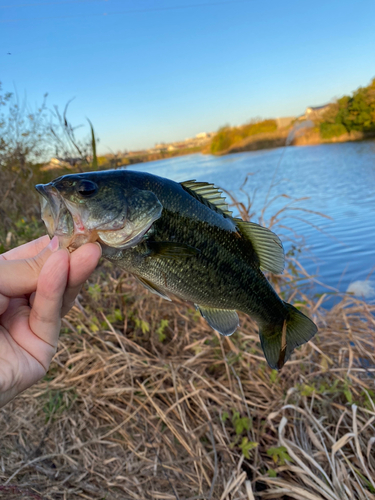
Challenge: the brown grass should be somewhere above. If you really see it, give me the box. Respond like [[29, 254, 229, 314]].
[[1, 167, 375, 499], [214, 130, 289, 156], [1, 263, 375, 499]]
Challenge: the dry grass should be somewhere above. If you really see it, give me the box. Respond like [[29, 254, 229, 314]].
[[1, 166, 375, 499], [1, 260, 374, 499]]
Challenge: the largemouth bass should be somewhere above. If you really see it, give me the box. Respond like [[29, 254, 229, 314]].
[[35, 170, 317, 369]]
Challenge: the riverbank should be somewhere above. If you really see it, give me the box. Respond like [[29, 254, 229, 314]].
[[212, 128, 289, 155], [95, 124, 375, 165], [291, 128, 375, 146], [211, 78, 375, 155], [97, 145, 204, 167], [210, 127, 375, 155], [1, 161, 375, 499], [1, 250, 374, 499]]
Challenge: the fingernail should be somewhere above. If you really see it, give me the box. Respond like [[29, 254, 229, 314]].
[[47, 236, 59, 252], [94, 241, 103, 257]]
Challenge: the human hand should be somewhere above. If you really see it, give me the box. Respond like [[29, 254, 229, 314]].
[[0, 235, 101, 408]]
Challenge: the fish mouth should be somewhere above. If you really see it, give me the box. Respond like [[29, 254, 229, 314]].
[[35, 184, 72, 238], [35, 181, 162, 252], [35, 182, 127, 250], [36, 183, 92, 250]]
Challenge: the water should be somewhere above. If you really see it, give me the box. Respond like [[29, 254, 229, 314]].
[[127, 141, 375, 306]]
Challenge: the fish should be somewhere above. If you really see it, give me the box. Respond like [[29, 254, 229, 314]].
[[35, 169, 317, 369]]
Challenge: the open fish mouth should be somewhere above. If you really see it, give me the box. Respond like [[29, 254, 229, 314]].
[[35, 183, 99, 250], [36, 184, 73, 239], [35, 180, 162, 252]]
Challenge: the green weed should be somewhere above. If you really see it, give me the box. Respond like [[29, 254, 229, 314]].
[[42, 389, 77, 423], [267, 446, 293, 465], [156, 319, 169, 342], [135, 318, 150, 334]]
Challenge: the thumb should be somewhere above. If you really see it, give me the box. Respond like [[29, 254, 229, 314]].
[[0, 236, 60, 297]]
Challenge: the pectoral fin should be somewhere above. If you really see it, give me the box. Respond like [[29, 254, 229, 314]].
[[196, 305, 239, 336], [146, 241, 200, 260], [135, 275, 171, 301]]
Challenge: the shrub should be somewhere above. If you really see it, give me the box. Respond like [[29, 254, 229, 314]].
[[0, 83, 99, 243], [320, 122, 347, 139], [210, 126, 232, 154], [319, 77, 375, 136], [210, 119, 277, 154]]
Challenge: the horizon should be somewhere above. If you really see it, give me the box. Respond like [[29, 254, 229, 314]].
[[1, 0, 375, 154]]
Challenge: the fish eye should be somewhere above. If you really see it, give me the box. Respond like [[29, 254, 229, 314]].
[[77, 180, 98, 197]]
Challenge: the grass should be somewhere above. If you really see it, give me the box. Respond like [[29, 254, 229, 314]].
[[0, 165, 375, 500], [210, 120, 278, 154]]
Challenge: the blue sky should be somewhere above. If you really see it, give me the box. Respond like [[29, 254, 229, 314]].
[[1, 0, 375, 153]]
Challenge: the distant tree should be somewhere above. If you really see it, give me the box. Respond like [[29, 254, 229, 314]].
[[319, 78, 375, 137]]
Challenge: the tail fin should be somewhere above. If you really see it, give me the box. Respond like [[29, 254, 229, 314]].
[[260, 302, 317, 370]]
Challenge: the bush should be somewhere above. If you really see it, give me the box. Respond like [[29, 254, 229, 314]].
[[210, 126, 232, 154], [320, 122, 347, 139], [319, 77, 375, 136], [210, 119, 277, 154], [0, 83, 99, 245]]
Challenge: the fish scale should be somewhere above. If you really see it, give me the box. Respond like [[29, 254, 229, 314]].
[[36, 169, 317, 369]]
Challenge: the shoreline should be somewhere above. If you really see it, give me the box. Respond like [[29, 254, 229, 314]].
[[213, 128, 375, 156], [121, 130, 375, 164], [42, 130, 375, 174]]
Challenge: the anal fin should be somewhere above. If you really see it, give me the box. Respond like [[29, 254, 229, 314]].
[[196, 305, 239, 336]]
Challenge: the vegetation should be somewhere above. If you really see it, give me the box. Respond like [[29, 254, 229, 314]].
[[210, 119, 278, 154], [319, 78, 375, 139], [1, 84, 375, 499], [97, 144, 203, 169], [320, 122, 348, 139], [209, 78, 375, 152], [0, 84, 104, 243], [1, 171, 375, 498]]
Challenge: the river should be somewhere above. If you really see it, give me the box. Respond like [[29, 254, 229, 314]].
[[127, 140, 375, 307]]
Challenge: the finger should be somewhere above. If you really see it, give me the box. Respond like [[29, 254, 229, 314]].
[[27, 249, 70, 369], [0, 297, 49, 399], [61, 242, 102, 316], [0, 236, 59, 297], [0, 293, 10, 315], [29, 291, 36, 308], [0, 235, 50, 261]]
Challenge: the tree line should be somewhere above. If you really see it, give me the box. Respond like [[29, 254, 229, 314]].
[[319, 78, 375, 139]]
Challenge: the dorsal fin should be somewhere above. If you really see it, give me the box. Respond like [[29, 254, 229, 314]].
[[235, 220, 285, 274], [181, 180, 284, 273], [181, 180, 232, 217]]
